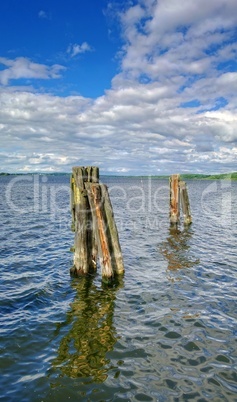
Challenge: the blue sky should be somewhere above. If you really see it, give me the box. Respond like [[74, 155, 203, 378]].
[[0, 0, 118, 97], [0, 0, 237, 174]]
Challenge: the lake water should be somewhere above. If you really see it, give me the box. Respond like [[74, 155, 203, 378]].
[[0, 175, 237, 401]]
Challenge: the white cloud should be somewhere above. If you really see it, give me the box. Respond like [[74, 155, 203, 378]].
[[117, 0, 237, 82], [0, 57, 65, 85], [67, 42, 92, 57], [0, 0, 237, 174], [0, 82, 236, 174]]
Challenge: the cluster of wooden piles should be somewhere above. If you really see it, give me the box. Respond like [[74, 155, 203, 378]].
[[70, 166, 124, 282], [70, 168, 192, 282]]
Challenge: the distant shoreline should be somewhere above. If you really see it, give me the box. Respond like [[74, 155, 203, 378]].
[[1, 172, 237, 180]]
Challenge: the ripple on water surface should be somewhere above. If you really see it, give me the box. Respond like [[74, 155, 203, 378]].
[[0, 176, 237, 401]]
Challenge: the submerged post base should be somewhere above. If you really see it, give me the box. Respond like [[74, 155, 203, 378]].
[[70, 266, 89, 277], [102, 271, 124, 285]]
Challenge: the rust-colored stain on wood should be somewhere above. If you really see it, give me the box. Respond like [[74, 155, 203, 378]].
[[170, 174, 180, 225], [91, 185, 113, 279]]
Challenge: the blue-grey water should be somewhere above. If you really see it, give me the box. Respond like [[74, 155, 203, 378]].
[[0, 175, 237, 402]]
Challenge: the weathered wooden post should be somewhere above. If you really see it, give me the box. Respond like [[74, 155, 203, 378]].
[[180, 181, 192, 225], [70, 175, 75, 232], [100, 184, 124, 276], [86, 183, 114, 280], [70, 166, 124, 282], [169, 174, 180, 226], [70, 166, 99, 276], [169, 174, 192, 227]]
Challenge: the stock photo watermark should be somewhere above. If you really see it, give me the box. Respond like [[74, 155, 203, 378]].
[[3, 174, 235, 231], [4, 175, 168, 214]]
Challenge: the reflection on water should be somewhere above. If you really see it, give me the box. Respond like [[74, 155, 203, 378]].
[[1, 176, 237, 401], [160, 227, 200, 271], [53, 277, 123, 383]]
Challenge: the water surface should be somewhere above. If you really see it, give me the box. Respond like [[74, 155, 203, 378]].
[[0, 175, 236, 401]]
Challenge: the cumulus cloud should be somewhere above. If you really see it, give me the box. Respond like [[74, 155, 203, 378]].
[[0, 0, 237, 174], [0, 83, 236, 174], [67, 42, 92, 57], [118, 0, 237, 82], [0, 57, 65, 85]]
